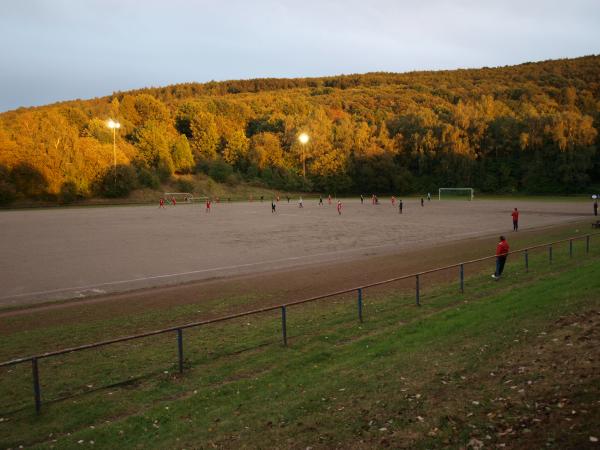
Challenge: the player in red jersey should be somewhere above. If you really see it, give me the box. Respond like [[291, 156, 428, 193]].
[[337, 200, 342, 215], [206, 199, 211, 213], [511, 208, 519, 231], [159, 198, 165, 208]]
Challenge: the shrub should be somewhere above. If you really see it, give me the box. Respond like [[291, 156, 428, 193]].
[[176, 178, 195, 193], [137, 167, 160, 189], [208, 158, 233, 183], [99, 165, 138, 198], [59, 181, 80, 204], [0, 180, 16, 205]]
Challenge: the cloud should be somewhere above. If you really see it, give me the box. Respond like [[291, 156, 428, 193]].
[[1, 0, 598, 110]]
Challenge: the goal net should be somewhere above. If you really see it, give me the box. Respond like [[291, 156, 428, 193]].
[[438, 188, 474, 201], [163, 192, 195, 203]]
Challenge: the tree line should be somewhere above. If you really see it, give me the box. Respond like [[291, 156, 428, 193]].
[[0, 55, 598, 204]]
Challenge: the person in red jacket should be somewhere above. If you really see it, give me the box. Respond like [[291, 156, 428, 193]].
[[492, 236, 509, 280], [511, 208, 519, 231]]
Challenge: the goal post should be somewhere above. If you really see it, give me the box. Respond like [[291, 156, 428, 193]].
[[438, 188, 474, 201], [163, 192, 195, 203]]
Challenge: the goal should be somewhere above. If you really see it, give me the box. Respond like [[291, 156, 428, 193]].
[[163, 192, 195, 203], [438, 188, 474, 201]]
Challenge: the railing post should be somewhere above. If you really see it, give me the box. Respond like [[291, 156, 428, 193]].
[[357, 288, 363, 323], [177, 329, 184, 374], [549, 245, 553, 264], [415, 275, 420, 306], [32, 357, 41, 414], [569, 239, 573, 258], [586, 235, 590, 254], [524, 249, 529, 273], [281, 306, 287, 346], [459, 264, 464, 293]]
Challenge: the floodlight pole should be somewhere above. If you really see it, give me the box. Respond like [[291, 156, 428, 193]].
[[107, 119, 121, 189], [112, 127, 117, 187], [298, 133, 309, 179], [302, 146, 306, 179]]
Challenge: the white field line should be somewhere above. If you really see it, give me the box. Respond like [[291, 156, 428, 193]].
[[0, 236, 451, 301], [2, 218, 579, 302]]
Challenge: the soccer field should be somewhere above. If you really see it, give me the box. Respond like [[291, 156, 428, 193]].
[[0, 198, 591, 307]]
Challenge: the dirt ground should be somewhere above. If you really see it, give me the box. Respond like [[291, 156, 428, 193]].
[[0, 198, 591, 310], [0, 196, 594, 334]]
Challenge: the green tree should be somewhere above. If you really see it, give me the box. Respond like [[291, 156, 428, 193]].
[[190, 112, 219, 159], [222, 129, 250, 168], [133, 121, 174, 176], [171, 135, 194, 173]]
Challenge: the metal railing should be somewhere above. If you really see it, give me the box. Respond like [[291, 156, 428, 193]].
[[1, 232, 597, 414]]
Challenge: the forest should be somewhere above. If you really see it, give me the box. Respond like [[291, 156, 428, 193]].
[[0, 55, 598, 204]]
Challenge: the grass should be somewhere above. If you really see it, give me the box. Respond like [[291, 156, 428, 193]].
[[0, 231, 598, 448]]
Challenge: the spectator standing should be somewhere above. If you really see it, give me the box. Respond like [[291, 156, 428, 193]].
[[492, 236, 510, 280]]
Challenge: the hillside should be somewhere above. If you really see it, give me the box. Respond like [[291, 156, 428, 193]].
[[0, 55, 599, 203]]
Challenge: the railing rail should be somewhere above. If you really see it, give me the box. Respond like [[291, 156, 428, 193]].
[[1, 232, 598, 413]]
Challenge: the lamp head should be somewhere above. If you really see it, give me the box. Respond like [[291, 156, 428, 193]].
[[298, 132, 309, 144], [107, 119, 121, 129]]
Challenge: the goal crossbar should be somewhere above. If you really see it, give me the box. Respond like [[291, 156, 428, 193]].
[[438, 188, 474, 201], [163, 192, 195, 203]]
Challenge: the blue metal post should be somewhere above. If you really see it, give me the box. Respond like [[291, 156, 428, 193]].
[[32, 357, 41, 414], [177, 329, 184, 374], [357, 288, 363, 323], [569, 239, 573, 258], [586, 235, 590, 254], [281, 306, 287, 346], [524, 249, 529, 273], [459, 264, 464, 293], [416, 275, 420, 306]]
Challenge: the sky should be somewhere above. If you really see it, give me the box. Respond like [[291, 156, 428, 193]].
[[1, 0, 599, 112]]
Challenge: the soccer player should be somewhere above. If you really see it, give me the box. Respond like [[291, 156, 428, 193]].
[[512, 208, 519, 231], [594, 200, 598, 216], [299, 197, 303, 208], [421, 197, 424, 207], [271, 199, 276, 214], [337, 200, 342, 215], [427, 192, 431, 201], [492, 236, 509, 280], [360, 194, 364, 204], [205, 199, 211, 213], [399, 199, 403, 214], [159, 197, 165, 208], [391, 196, 396, 207], [171, 197, 177, 206], [319, 195, 323, 206], [328, 195, 332, 205]]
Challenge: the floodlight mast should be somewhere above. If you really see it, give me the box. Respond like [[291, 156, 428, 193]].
[[107, 119, 121, 188], [298, 133, 309, 178]]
